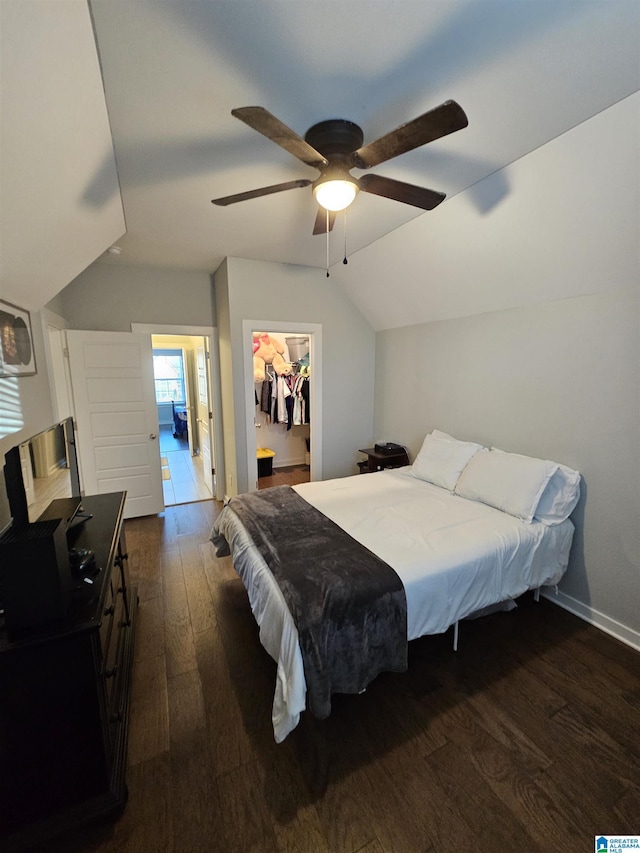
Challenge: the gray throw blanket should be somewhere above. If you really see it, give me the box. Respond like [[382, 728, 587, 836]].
[[213, 485, 407, 719]]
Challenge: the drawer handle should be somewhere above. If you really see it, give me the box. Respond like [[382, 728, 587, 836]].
[[110, 710, 123, 723], [103, 605, 115, 617], [105, 666, 118, 679]]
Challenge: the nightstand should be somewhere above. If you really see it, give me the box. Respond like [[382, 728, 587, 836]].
[[358, 447, 410, 473]]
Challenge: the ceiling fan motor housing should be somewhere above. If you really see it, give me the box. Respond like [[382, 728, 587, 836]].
[[304, 119, 364, 158]]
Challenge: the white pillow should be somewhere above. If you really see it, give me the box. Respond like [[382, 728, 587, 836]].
[[455, 448, 558, 522], [411, 432, 484, 491], [431, 429, 458, 442], [534, 463, 581, 525]]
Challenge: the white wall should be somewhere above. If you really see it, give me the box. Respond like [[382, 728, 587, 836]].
[[0, 0, 125, 311], [215, 257, 375, 496], [376, 290, 639, 642], [333, 93, 639, 329], [367, 96, 640, 645], [56, 263, 216, 331], [213, 259, 236, 496]]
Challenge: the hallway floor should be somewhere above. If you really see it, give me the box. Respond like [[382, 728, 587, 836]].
[[159, 425, 212, 506]]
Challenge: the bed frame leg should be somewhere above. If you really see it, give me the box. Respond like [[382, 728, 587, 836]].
[[534, 588, 540, 603], [453, 620, 459, 652], [298, 713, 330, 796]]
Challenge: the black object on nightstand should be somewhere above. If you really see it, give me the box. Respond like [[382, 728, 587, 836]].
[[358, 446, 410, 473]]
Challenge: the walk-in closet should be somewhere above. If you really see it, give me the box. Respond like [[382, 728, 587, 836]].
[[253, 331, 311, 488]]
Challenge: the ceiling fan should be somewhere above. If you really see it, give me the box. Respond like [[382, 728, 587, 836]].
[[211, 101, 468, 235]]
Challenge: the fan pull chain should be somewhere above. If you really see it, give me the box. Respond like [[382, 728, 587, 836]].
[[326, 209, 330, 277], [343, 209, 348, 265]]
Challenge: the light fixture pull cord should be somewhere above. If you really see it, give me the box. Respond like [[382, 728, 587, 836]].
[[326, 209, 330, 277], [343, 208, 348, 265]]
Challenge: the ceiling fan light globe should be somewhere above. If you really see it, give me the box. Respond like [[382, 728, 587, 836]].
[[313, 179, 358, 212]]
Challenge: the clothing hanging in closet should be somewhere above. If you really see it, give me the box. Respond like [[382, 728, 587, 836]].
[[259, 368, 310, 428]]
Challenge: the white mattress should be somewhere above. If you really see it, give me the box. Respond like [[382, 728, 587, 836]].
[[213, 467, 574, 742]]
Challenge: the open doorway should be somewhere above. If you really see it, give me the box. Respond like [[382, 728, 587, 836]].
[[253, 332, 311, 490], [243, 319, 322, 493], [151, 334, 214, 507], [132, 323, 223, 506]]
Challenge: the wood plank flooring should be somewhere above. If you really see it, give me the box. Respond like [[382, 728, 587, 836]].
[[42, 499, 639, 853], [258, 464, 310, 489]]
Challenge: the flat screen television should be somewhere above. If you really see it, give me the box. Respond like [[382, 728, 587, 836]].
[[3, 416, 83, 530]]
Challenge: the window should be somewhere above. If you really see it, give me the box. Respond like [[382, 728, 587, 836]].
[[153, 349, 186, 404]]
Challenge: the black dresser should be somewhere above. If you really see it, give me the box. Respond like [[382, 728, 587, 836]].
[[0, 492, 137, 851]]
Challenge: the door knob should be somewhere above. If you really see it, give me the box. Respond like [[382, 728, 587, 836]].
[[150, 433, 157, 439]]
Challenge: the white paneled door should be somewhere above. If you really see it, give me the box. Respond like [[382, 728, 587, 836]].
[[196, 338, 214, 496], [66, 330, 164, 518]]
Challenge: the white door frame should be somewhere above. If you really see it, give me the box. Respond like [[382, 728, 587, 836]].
[[242, 319, 322, 492], [39, 308, 73, 422], [179, 345, 195, 458], [39, 308, 85, 489], [131, 323, 223, 501], [196, 343, 213, 497]]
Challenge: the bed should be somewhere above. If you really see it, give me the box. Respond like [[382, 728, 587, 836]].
[[211, 430, 580, 743]]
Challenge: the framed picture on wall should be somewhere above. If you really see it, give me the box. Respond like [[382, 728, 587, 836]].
[[0, 299, 37, 377]]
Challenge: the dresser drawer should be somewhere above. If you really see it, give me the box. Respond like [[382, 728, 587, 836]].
[[103, 587, 126, 710], [99, 578, 116, 660]]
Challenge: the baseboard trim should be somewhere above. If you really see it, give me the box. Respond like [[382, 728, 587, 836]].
[[273, 458, 307, 470], [542, 589, 640, 652]]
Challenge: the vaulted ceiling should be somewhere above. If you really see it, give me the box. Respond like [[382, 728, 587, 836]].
[[1, 1, 638, 311], [88, 0, 639, 272]]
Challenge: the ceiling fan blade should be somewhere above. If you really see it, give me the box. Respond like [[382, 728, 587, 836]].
[[212, 179, 311, 206], [351, 100, 468, 170], [232, 107, 328, 169], [359, 174, 445, 210], [312, 208, 336, 235]]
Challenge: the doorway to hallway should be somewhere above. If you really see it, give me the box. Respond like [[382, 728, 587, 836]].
[[132, 322, 224, 507], [152, 333, 213, 508]]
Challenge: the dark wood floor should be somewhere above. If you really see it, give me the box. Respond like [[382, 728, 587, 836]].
[[46, 499, 639, 853], [258, 464, 310, 489]]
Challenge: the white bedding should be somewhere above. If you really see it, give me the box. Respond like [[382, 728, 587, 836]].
[[213, 467, 574, 742]]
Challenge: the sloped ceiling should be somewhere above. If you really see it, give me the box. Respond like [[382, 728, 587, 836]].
[[1, 1, 638, 313], [332, 92, 639, 330], [88, 0, 638, 274], [0, 0, 125, 312]]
